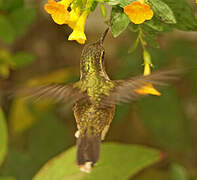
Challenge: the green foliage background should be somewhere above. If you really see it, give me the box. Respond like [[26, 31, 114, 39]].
[[0, 0, 197, 179]]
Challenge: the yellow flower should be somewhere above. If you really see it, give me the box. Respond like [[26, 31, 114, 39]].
[[124, 0, 154, 24], [68, 11, 88, 44], [44, 0, 72, 25], [66, 7, 81, 29], [135, 83, 161, 96], [135, 62, 161, 96]]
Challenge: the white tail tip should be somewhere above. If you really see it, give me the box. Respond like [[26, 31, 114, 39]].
[[79, 162, 93, 173]]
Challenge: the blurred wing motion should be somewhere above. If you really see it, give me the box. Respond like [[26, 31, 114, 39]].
[[15, 83, 85, 104], [101, 69, 183, 106]]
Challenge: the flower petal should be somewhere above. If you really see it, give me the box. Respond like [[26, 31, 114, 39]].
[[68, 30, 86, 44], [44, 0, 70, 25], [51, 12, 69, 25], [68, 11, 88, 44], [124, 1, 153, 24], [66, 7, 81, 29], [135, 83, 161, 96]]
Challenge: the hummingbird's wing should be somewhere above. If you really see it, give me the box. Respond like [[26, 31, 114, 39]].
[[15, 83, 86, 104], [100, 69, 182, 107]]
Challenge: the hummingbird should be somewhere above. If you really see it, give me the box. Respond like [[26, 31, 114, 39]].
[[19, 28, 180, 173]]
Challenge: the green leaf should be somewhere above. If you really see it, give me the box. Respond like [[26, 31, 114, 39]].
[[141, 24, 160, 48], [145, 17, 173, 32], [33, 143, 162, 180], [105, 0, 119, 6], [110, 6, 130, 37], [100, 3, 107, 18], [118, 0, 135, 7], [95, 0, 120, 6], [0, 108, 8, 166], [144, 34, 159, 48], [170, 163, 190, 180], [90, 1, 98, 11], [147, 0, 176, 24], [161, 0, 197, 31], [96, 0, 134, 8], [128, 23, 139, 32], [8, 7, 36, 37], [137, 88, 191, 150], [0, 15, 15, 43], [11, 52, 35, 68]]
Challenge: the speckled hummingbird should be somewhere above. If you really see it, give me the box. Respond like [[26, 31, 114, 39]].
[[20, 28, 180, 172]]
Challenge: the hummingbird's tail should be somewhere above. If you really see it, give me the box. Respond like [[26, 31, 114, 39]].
[[76, 135, 101, 173]]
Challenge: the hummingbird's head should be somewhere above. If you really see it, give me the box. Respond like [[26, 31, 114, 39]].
[[82, 28, 109, 58], [80, 28, 109, 79]]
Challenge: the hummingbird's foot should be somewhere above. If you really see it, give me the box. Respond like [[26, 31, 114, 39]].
[[75, 130, 80, 138], [79, 162, 92, 173]]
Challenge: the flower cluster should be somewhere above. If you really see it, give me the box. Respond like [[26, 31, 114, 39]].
[[124, 0, 153, 24], [44, 0, 154, 44], [44, 0, 93, 44], [124, 1, 157, 95]]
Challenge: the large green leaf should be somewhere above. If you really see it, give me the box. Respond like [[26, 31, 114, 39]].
[[0, 108, 8, 166], [33, 143, 162, 180], [110, 6, 130, 37], [0, 15, 15, 43], [2, 111, 70, 180], [161, 0, 197, 31], [137, 88, 191, 150]]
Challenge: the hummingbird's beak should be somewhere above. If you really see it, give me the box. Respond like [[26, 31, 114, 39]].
[[99, 28, 109, 45]]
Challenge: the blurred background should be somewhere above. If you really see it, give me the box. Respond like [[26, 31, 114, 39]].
[[0, 0, 197, 179]]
